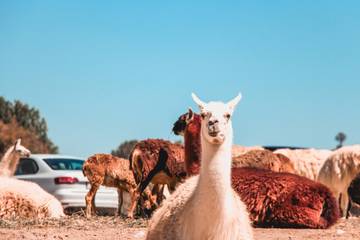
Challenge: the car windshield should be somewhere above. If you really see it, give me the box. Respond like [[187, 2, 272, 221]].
[[44, 158, 84, 170]]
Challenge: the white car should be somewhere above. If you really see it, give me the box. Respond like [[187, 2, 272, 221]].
[[15, 154, 126, 213]]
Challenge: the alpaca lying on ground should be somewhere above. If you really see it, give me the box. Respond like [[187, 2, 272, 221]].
[[231, 145, 265, 158], [172, 108, 340, 228], [232, 149, 295, 173], [83, 154, 141, 218], [0, 139, 63, 219], [232, 167, 339, 228], [147, 93, 253, 240], [0, 176, 64, 219], [317, 145, 360, 217], [275, 148, 332, 180], [0, 139, 31, 177]]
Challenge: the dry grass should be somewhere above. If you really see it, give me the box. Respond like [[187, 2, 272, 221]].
[[0, 211, 147, 230], [0, 212, 360, 240]]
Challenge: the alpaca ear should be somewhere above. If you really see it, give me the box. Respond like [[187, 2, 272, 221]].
[[186, 108, 194, 123], [191, 93, 206, 111], [15, 138, 21, 146], [227, 93, 242, 112]]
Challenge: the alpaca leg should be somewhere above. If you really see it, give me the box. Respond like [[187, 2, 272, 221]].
[[332, 191, 341, 215], [85, 184, 99, 218], [117, 188, 123, 217], [144, 186, 158, 208], [127, 189, 140, 219], [91, 190, 97, 215], [156, 184, 165, 205], [340, 191, 349, 218]]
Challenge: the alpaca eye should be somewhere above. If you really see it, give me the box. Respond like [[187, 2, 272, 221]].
[[201, 112, 211, 119], [224, 113, 231, 120]]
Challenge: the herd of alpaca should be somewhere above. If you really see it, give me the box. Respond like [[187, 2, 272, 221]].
[[2, 92, 360, 239], [172, 108, 339, 228], [0, 139, 64, 219]]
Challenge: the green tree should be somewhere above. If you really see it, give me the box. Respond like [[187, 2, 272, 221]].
[[335, 132, 346, 149], [0, 97, 58, 156], [111, 140, 138, 159], [0, 97, 13, 124]]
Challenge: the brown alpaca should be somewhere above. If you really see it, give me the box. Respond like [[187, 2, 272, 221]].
[[172, 109, 340, 228], [129, 139, 187, 199], [83, 154, 139, 218], [172, 109, 201, 175], [232, 149, 296, 173], [232, 167, 339, 228]]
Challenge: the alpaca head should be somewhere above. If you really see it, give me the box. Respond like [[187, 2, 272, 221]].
[[172, 108, 201, 136], [172, 112, 188, 136], [13, 139, 31, 157], [191, 93, 241, 145]]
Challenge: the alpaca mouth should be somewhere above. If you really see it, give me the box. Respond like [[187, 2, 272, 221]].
[[209, 131, 219, 137], [174, 130, 184, 136]]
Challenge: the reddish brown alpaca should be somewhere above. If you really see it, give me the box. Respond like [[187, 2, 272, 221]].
[[172, 109, 201, 175], [173, 109, 340, 228], [232, 167, 339, 228], [129, 139, 187, 212], [83, 154, 139, 218]]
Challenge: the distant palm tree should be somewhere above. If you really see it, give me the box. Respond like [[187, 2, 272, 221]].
[[335, 132, 346, 149]]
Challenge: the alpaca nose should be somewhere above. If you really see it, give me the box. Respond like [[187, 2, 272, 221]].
[[208, 119, 220, 136], [208, 120, 218, 126]]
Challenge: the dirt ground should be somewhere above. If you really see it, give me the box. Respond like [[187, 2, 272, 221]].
[[0, 215, 359, 240]]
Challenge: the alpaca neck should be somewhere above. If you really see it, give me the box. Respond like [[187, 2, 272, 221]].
[[0, 146, 17, 176], [184, 118, 201, 175], [197, 130, 233, 202]]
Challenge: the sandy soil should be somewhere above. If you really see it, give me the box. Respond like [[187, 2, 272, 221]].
[[0, 215, 360, 240]]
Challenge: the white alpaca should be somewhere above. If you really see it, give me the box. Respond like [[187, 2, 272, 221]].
[[146, 93, 253, 240], [0, 139, 31, 177], [317, 145, 360, 217], [275, 148, 332, 180], [0, 139, 64, 219], [0, 176, 64, 219]]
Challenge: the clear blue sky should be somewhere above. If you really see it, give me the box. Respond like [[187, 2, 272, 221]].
[[1, 1, 359, 157]]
